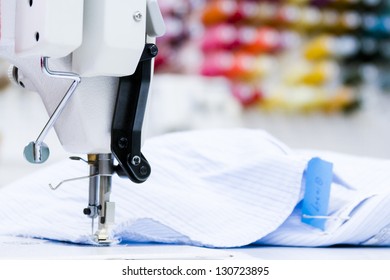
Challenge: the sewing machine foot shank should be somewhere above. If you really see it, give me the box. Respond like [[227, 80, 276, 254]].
[[84, 154, 116, 245]]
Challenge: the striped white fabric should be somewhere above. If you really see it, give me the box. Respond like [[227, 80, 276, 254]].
[[258, 151, 390, 247], [0, 129, 389, 248]]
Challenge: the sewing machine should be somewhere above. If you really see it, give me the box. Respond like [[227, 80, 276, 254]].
[[0, 0, 165, 244]]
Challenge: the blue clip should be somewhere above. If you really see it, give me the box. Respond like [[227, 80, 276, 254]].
[[302, 158, 333, 231]]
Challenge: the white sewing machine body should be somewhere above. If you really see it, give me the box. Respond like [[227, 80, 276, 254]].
[[13, 0, 163, 154], [0, 0, 165, 243]]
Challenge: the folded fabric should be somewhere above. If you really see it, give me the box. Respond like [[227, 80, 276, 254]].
[[0, 129, 389, 248], [258, 150, 390, 247]]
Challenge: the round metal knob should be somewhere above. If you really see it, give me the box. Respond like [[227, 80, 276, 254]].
[[7, 65, 27, 88], [23, 142, 50, 164]]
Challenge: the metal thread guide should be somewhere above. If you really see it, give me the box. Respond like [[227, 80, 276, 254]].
[[23, 57, 81, 164]]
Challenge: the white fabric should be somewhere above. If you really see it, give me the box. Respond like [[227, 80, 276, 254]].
[[0, 129, 308, 247], [1, 129, 390, 247], [258, 151, 390, 246]]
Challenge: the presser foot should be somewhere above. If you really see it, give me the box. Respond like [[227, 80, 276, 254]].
[[93, 201, 116, 245], [93, 228, 116, 245]]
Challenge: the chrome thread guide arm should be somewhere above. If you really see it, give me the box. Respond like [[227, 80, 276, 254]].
[[23, 57, 81, 164]]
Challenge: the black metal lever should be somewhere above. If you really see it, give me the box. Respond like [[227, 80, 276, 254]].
[[111, 44, 158, 183]]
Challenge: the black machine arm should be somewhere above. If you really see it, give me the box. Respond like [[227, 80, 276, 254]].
[[111, 44, 158, 183]]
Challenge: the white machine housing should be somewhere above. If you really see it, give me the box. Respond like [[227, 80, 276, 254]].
[[15, 0, 84, 58], [72, 0, 147, 77], [12, 0, 165, 154]]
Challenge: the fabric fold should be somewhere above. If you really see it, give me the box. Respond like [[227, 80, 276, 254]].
[[1, 130, 390, 248], [0, 129, 308, 247], [258, 151, 390, 247]]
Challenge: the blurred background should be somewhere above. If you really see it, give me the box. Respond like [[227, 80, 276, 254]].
[[1, 0, 390, 187]]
